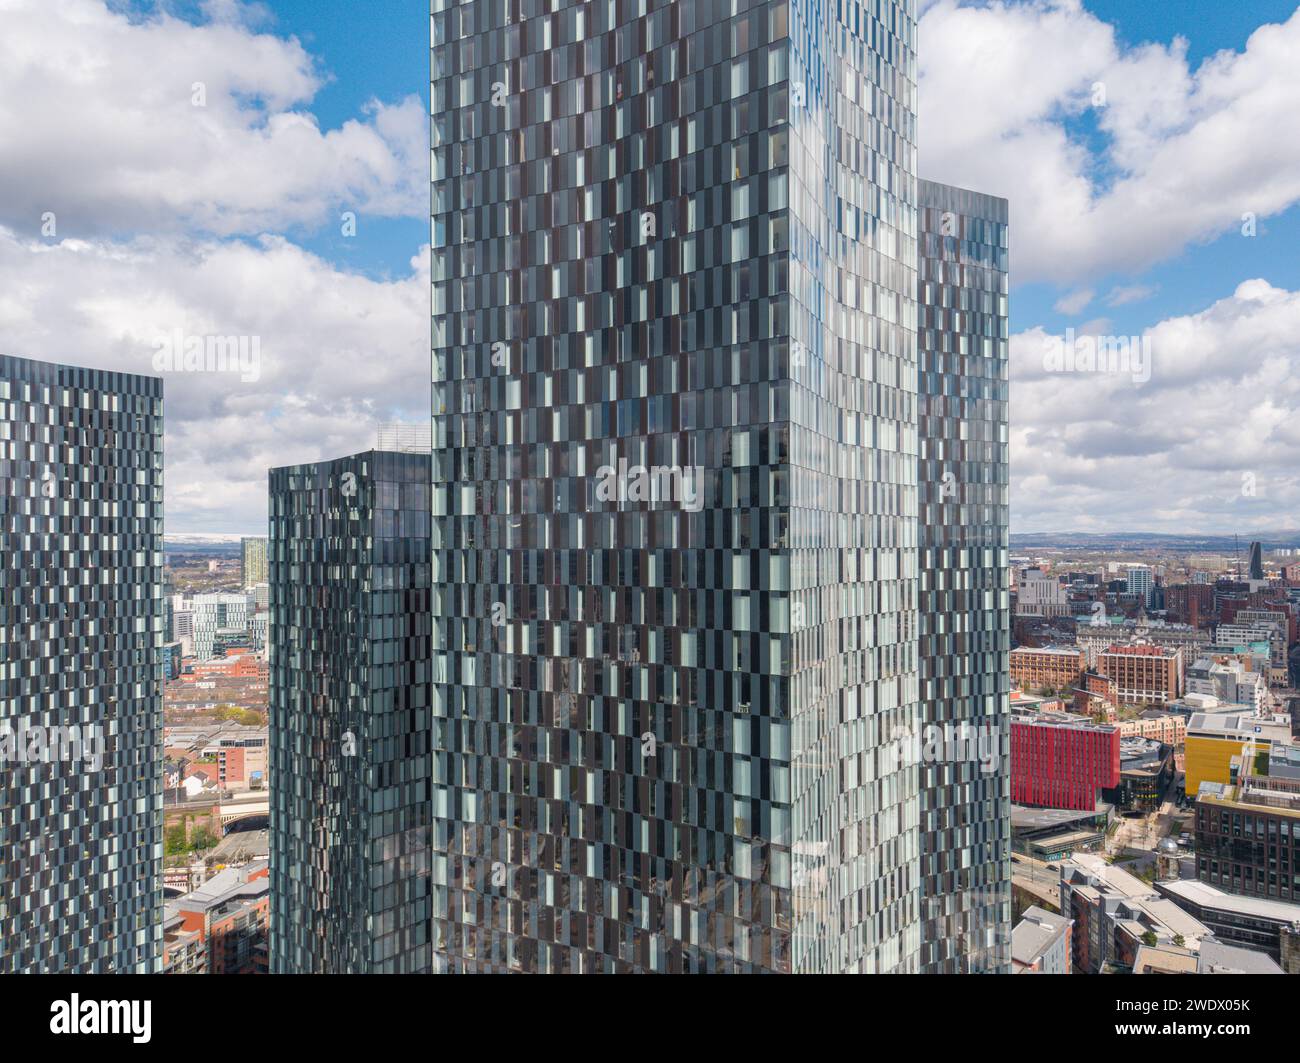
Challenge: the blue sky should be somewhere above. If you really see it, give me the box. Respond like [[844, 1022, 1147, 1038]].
[[3, 0, 1299, 534]]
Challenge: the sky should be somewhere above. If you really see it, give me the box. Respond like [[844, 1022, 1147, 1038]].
[[1, 0, 1299, 535]]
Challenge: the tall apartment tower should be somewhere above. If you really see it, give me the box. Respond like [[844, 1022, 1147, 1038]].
[[241, 535, 268, 589], [916, 181, 1011, 973], [0, 353, 164, 973], [1248, 541, 1263, 581], [268, 449, 433, 973], [430, 0, 928, 972]]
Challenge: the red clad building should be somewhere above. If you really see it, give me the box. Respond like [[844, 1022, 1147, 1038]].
[[1011, 713, 1121, 811]]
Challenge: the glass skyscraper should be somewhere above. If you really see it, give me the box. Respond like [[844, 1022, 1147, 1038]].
[[429, 0, 955, 973], [0, 353, 164, 973], [268, 449, 434, 973], [916, 180, 1011, 973]]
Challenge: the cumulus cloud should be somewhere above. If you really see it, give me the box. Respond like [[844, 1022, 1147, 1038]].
[[919, 0, 1300, 283], [0, 0, 426, 238], [1012, 280, 1300, 532], [0, 225, 429, 531]]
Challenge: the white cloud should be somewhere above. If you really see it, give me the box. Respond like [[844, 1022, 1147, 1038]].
[[1104, 283, 1158, 307], [0, 0, 426, 238], [1052, 288, 1094, 315], [0, 225, 428, 531], [920, 0, 1300, 283], [1012, 280, 1300, 532]]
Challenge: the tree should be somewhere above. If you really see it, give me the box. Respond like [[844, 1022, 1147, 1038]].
[[1141, 931, 1158, 947]]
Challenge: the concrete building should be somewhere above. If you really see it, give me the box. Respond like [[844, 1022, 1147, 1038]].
[[1016, 568, 1069, 618], [1061, 854, 1209, 974], [1187, 655, 1267, 712], [1011, 906, 1072, 974], [1157, 879, 1300, 971]]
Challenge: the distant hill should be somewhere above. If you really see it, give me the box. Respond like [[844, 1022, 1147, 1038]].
[[1010, 531, 1300, 553]]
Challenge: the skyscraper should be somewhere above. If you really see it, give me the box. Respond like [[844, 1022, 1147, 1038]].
[[268, 449, 433, 973], [430, 0, 939, 972], [0, 353, 164, 973], [916, 180, 1011, 972], [1248, 540, 1263, 581], [241, 535, 268, 589]]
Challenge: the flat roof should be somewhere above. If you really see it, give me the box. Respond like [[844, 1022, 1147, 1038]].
[[1197, 938, 1284, 974], [1012, 802, 1111, 830], [1012, 907, 1072, 966], [1157, 879, 1300, 925]]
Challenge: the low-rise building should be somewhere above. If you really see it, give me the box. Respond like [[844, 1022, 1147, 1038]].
[[1193, 747, 1300, 904], [1011, 906, 1072, 974], [1104, 738, 1175, 812], [1010, 646, 1086, 694], [169, 860, 270, 975], [1156, 878, 1300, 972], [1061, 854, 1209, 974], [1117, 711, 1186, 746], [1183, 712, 1292, 796]]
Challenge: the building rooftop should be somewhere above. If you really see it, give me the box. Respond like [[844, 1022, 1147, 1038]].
[[1132, 944, 1199, 975], [1197, 938, 1284, 974], [1013, 711, 1117, 733], [177, 859, 269, 915], [1064, 853, 1150, 900], [1011, 802, 1111, 830], [1011, 906, 1071, 967], [1157, 879, 1300, 925], [1186, 713, 1291, 743]]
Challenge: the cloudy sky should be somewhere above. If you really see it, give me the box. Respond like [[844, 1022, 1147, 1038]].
[[2, 0, 1298, 534]]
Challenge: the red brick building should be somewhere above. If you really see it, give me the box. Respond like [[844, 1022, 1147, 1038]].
[[169, 860, 269, 974]]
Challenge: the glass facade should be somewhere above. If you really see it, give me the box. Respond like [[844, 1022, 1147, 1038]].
[[268, 450, 434, 973], [0, 353, 164, 973], [916, 180, 1011, 972], [430, 0, 944, 973]]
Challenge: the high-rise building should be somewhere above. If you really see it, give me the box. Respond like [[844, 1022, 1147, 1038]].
[[428, 0, 1007, 972], [916, 180, 1011, 973], [1125, 564, 1153, 606], [0, 353, 164, 972], [268, 449, 433, 973], [241, 535, 268, 589], [190, 591, 252, 661], [1248, 541, 1264, 581]]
